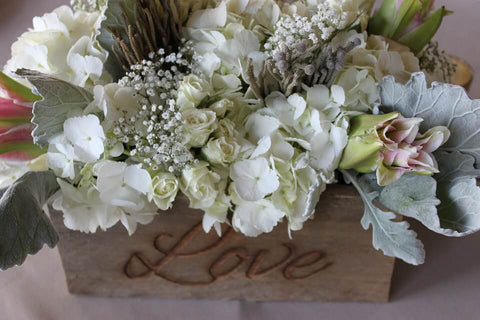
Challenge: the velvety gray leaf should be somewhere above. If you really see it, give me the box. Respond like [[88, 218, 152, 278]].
[[379, 174, 441, 232], [435, 151, 480, 183], [0, 171, 60, 270], [379, 72, 480, 163], [97, 0, 135, 80], [436, 179, 480, 236], [379, 73, 480, 237], [16, 69, 93, 147], [342, 170, 425, 265]]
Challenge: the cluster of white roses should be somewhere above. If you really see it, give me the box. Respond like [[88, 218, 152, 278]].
[[2, 0, 426, 238]]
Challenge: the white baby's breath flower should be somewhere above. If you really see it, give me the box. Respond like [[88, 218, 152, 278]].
[[64, 114, 106, 163], [182, 108, 217, 147], [180, 161, 221, 209], [230, 158, 280, 202], [149, 172, 179, 210]]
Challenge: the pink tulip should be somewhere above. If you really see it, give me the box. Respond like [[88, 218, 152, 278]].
[[0, 97, 43, 161]]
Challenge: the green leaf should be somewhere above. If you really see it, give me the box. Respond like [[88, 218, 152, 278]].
[[0, 72, 40, 103], [379, 72, 480, 236], [378, 174, 442, 232], [342, 170, 425, 265], [16, 69, 93, 147], [0, 171, 60, 270], [368, 0, 397, 36], [97, 0, 135, 80], [389, 0, 422, 39], [398, 6, 451, 54]]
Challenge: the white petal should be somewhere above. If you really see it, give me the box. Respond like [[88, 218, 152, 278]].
[[287, 94, 307, 120], [251, 136, 271, 159], [187, 2, 227, 29], [124, 165, 152, 195]]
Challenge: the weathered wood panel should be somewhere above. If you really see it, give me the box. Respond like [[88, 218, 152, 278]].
[[50, 184, 395, 302]]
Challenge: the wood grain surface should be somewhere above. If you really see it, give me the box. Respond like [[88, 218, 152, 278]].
[[50, 184, 395, 302]]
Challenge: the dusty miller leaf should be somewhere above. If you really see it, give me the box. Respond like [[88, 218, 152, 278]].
[[379, 73, 480, 236], [380, 72, 480, 163], [342, 170, 425, 265], [378, 174, 442, 232], [16, 69, 93, 147], [0, 171, 60, 270], [97, 0, 135, 80]]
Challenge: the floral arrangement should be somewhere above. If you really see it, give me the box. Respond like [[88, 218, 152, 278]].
[[0, 0, 478, 271]]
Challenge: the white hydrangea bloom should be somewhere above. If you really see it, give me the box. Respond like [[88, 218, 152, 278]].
[[232, 197, 285, 237], [94, 161, 158, 235], [47, 134, 76, 180], [53, 179, 118, 233], [64, 115, 105, 163], [230, 158, 280, 201], [4, 6, 109, 88], [0, 160, 29, 189]]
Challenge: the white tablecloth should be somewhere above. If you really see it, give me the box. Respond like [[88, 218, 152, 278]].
[[1, 1, 480, 319]]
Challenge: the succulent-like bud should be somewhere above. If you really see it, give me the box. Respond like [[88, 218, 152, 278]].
[[339, 112, 450, 186]]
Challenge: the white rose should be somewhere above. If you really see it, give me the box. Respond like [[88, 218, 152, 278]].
[[180, 162, 221, 209], [183, 108, 217, 147], [4, 6, 109, 88], [176, 75, 212, 110], [202, 137, 240, 166], [208, 98, 235, 118], [149, 172, 179, 210], [214, 118, 238, 138]]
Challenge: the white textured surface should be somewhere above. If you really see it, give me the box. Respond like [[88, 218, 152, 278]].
[[1, 1, 480, 319]]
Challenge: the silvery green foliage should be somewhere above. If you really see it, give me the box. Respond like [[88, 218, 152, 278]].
[[97, 0, 136, 80], [16, 69, 93, 147], [379, 174, 441, 232], [0, 171, 59, 270], [342, 170, 425, 265], [379, 72, 480, 236]]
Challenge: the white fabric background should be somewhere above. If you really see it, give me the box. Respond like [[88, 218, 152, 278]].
[[1, 1, 480, 319]]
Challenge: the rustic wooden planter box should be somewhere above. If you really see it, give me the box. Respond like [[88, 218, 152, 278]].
[[49, 184, 395, 302]]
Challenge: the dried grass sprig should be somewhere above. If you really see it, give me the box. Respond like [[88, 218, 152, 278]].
[[109, 0, 184, 71]]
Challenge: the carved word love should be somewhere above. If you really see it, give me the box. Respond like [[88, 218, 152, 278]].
[[124, 222, 333, 286]]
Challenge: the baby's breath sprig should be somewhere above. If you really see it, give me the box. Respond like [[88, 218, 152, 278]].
[[109, 0, 184, 72], [111, 41, 201, 175]]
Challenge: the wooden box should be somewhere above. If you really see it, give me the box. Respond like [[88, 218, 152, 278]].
[[49, 184, 395, 302]]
